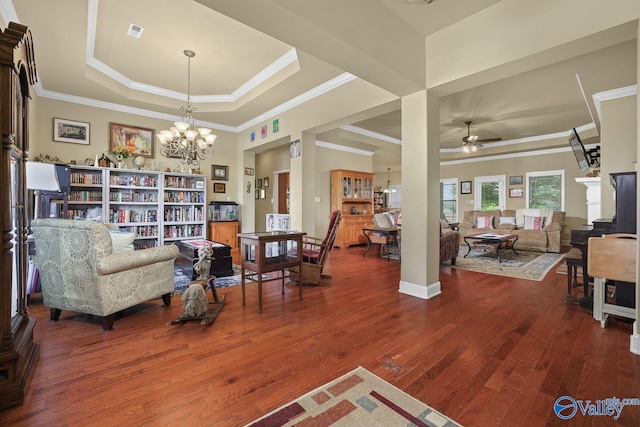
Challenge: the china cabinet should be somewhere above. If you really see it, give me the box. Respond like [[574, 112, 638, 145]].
[[330, 169, 374, 248]]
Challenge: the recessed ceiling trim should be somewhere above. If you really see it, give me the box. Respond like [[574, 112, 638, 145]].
[[315, 140, 374, 156], [592, 84, 637, 122], [341, 125, 402, 145], [85, 0, 298, 104], [441, 142, 600, 166]]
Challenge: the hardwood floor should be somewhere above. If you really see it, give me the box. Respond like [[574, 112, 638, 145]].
[[2, 247, 639, 426]]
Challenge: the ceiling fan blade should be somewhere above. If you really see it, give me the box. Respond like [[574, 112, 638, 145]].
[[477, 137, 502, 143]]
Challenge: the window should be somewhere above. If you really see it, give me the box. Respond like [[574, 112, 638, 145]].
[[474, 175, 506, 211], [440, 179, 458, 221], [388, 185, 402, 209], [526, 170, 564, 210]]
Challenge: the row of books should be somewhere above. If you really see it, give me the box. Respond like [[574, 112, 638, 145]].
[[163, 191, 205, 203], [109, 191, 159, 203], [163, 224, 204, 239], [70, 172, 102, 185], [109, 209, 158, 223], [108, 175, 158, 187], [164, 207, 204, 222], [69, 190, 102, 202], [164, 176, 201, 189]]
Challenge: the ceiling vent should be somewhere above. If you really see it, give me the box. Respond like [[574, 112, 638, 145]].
[[127, 23, 144, 38]]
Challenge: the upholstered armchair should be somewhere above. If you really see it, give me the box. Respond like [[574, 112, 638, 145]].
[[31, 218, 179, 331], [440, 222, 460, 265]]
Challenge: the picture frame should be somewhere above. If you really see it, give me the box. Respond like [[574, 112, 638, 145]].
[[244, 167, 254, 176], [510, 175, 523, 185], [509, 188, 524, 198], [211, 165, 229, 181], [263, 177, 269, 187], [257, 178, 262, 188], [290, 140, 301, 158], [213, 182, 226, 193], [195, 181, 204, 189], [109, 123, 154, 157], [260, 188, 266, 199], [461, 181, 472, 194], [255, 190, 259, 200], [53, 118, 90, 145]]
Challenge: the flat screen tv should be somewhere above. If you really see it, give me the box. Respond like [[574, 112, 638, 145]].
[[569, 128, 590, 172]]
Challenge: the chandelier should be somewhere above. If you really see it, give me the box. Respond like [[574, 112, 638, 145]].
[[157, 49, 216, 172]]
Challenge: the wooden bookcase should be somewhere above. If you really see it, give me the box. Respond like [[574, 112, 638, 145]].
[[330, 169, 374, 248]]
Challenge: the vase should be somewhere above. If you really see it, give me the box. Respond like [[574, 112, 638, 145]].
[[116, 154, 125, 169]]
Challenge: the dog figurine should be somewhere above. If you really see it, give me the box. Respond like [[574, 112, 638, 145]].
[[181, 283, 208, 318]]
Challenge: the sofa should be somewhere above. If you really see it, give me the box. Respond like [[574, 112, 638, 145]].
[[458, 209, 565, 253], [31, 218, 179, 330]]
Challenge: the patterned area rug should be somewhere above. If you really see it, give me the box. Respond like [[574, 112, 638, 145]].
[[450, 246, 564, 281], [245, 366, 461, 427]]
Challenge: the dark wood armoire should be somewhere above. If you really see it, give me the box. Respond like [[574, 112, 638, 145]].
[[0, 22, 38, 410]]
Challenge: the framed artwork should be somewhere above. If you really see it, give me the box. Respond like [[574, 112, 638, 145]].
[[244, 167, 254, 176], [53, 118, 90, 145], [195, 181, 204, 189], [109, 123, 154, 157], [509, 188, 524, 198], [261, 125, 267, 139], [263, 177, 269, 187], [510, 175, 523, 185], [257, 178, 262, 188], [461, 181, 472, 194], [213, 183, 226, 193], [250, 131, 256, 142], [260, 188, 266, 199], [211, 165, 229, 181], [290, 140, 301, 158], [255, 190, 259, 200]]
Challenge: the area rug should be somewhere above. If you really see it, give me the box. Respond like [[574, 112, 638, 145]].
[[245, 366, 461, 427], [449, 246, 564, 281], [173, 265, 270, 295]]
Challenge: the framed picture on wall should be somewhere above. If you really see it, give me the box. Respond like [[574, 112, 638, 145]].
[[213, 183, 226, 193], [510, 175, 523, 185], [461, 181, 472, 194], [509, 188, 524, 198], [53, 118, 90, 145], [109, 123, 154, 157]]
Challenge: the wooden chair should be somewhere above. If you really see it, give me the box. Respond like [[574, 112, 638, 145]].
[[290, 210, 342, 285], [588, 233, 637, 328]]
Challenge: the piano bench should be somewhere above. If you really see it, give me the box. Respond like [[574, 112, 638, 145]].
[[565, 248, 582, 303]]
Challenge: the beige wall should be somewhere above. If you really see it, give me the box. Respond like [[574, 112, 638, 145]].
[[30, 97, 239, 205], [441, 149, 592, 244], [600, 95, 638, 219], [254, 146, 291, 231]]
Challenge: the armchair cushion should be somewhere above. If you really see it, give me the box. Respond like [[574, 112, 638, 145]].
[[108, 230, 136, 253]]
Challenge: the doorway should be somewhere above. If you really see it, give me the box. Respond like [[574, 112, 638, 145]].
[[278, 172, 289, 214]]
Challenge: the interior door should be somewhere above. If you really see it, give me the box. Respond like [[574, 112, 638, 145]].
[[474, 175, 506, 211], [278, 172, 289, 214]]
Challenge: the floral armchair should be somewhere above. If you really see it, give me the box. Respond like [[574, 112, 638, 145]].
[[31, 218, 179, 331]]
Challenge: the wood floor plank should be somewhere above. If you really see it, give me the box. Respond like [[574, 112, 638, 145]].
[[1, 247, 639, 426]]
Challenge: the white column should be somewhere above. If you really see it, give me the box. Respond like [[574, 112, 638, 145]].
[[630, 22, 640, 356], [575, 177, 601, 224]]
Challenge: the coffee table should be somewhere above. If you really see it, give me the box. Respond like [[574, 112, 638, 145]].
[[463, 233, 519, 263]]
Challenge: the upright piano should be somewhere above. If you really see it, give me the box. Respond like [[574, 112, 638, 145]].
[[570, 171, 636, 310]]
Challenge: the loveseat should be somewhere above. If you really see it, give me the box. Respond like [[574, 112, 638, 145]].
[[440, 222, 460, 264], [32, 218, 179, 330], [458, 209, 565, 253]]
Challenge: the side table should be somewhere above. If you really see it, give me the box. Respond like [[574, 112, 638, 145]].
[[238, 231, 306, 313]]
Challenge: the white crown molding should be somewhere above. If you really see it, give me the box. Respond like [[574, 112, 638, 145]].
[[340, 125, 402, 145], [0, 0, 18, 23], [315, 139, 375, 156], [592, 84, 637, 121]]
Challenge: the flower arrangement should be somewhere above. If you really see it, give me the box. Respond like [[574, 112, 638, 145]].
[[111, 144, 136, 158]]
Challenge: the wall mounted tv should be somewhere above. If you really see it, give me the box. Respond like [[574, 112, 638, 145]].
[[569, 128, 590, 172]]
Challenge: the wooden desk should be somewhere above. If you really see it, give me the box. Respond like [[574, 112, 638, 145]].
[[238, 231, 305, 313], [362, 227, 398, 261]]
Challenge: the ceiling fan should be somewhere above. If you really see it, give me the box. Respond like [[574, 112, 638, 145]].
[[462, 121, 501, 152]]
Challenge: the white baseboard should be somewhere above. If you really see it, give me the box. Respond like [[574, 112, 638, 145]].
[[399, 279, 441, 299], [631, 322, 640, 355]]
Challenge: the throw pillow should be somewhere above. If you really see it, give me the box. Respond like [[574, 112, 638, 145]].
[[476, 216, 494, 229], [523, 215, 546, 231], [108, 230, 135, 253], [499, 216, 517, 226]]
